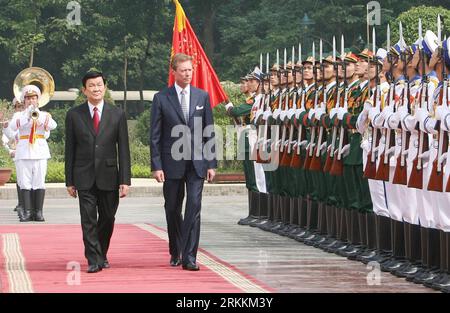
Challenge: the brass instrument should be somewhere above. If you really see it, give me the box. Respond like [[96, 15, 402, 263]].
[[30, 108, 39, 120], [13, 67, 55, 108]]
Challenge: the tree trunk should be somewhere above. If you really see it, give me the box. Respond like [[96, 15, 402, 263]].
[[139, 37, 152, 109], [123, 36, 128, 113], [202, 3, 217, 59], [29, 43, 34, 68]]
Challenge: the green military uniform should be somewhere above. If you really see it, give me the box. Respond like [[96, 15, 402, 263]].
[[341, 77, 372, 213], [228, 94, 259, 192]]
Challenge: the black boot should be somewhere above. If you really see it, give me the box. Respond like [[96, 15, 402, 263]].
[[16, 187, 25, 221], [20, 190, 33, 222], [14, 184, 21, 212], [394, 223, 423, 278], [239, 190, 258, 225], [413, 228, 441, 284], [34, 189, 46, 222], [407, 226, 430, 282], [382, 220, 406, 272], [340, 210, 363, 258], [359, 212, 368, 247]]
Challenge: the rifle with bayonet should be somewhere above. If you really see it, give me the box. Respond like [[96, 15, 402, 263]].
[[363, 27, 382, 179], [330, 35, 347, 176], [309, 39, 325, 172], [428, 15, 448, 192], [291, 44, 306, 169], [281, 47, 298, 167], [392, 47, 412, 185], [324, 36, 340, 173], [407, 31, 430, 189], [257, 53, 272, 164], [375, 24, 398, 182], [303, 42, 318, 170]]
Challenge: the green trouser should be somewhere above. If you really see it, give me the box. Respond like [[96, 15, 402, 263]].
[[243, 158, 258, 192], [310, 167, 327, 202], [343, 164, 373, 213], [242, 136, 258, 192], [333, 174, 349, 209]]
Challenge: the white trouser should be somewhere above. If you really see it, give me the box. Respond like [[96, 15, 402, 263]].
[[417, 141, 438, 229], [362, 140, 390, 218], [402, 134, 419, 225], [247, 128, 267, 193], [15, 159, 47, 190], [438, 153, 450, 232], [384, 167, 404, 222]]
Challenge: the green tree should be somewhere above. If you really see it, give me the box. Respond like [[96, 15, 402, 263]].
[[389, 6, 450, 46]]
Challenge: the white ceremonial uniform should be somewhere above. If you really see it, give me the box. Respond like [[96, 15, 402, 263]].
[[248, 93, 267, 193], [8, 107, 57, 190], [420, 74, 450, 232], [357, 82, 390, 218]]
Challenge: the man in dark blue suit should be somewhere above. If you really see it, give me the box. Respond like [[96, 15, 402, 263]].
[[150, 53, 217, 271]]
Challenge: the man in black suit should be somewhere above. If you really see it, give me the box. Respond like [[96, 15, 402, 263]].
[[65, 70, 131, 273], [151, 53, 217, 271]]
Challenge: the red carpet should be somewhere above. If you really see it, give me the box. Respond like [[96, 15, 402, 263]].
[[0, 224, 272, 293]]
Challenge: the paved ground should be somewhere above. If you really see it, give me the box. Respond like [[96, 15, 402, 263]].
[[0, 192, 435, 293]]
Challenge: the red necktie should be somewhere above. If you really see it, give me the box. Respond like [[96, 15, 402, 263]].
[[93, 107, 99, 134]]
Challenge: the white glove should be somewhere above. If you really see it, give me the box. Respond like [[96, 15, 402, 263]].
[[387, 115, 399, 129], [272, 108, 281, 120], [314, 107, 326, 121], [327, 144, 333, 153], [299, 140, 308, 147], [363, 100, 373, 115], [337, 107, 348, 120], [308, 108, 316, 120], [25, 105, 34, 116], [403, 114, 418, 133], [306, 142, 315, 152], [385, 146, 396, 157], [415, 108, 429, 132], [263, 110, 272, 121], [341, 144, 351, 157], [438, 152, 448, 166], [330, 108, 338, 120], [391, 105, 407, 128], [361, 141, 370, 154], [320, 142, 327, 153], [287, 108, 296, 120], [418, 150, 431, 164], [38, 111, 49, 125], [379, 105, 394, 123], [225, 102, 234, 111], [435, 105, 450, 121], [368, 106, 380, 122]]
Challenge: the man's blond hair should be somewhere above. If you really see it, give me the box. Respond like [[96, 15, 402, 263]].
[[171, 53, 193, 70]]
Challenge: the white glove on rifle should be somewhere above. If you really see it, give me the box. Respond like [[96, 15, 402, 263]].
[[337, 107, 348, 120], [341, 144, 350, 158]]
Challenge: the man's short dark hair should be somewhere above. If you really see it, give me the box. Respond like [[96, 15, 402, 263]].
[[82, 70, 107, 88]]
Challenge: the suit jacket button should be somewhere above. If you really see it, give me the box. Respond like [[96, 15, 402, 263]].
[[95, 145, 98, 148]]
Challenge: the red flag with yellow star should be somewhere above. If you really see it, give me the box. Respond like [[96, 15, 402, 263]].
[[169, 0, 228, 108]]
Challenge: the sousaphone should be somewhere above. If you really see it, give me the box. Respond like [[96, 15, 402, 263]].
[[13, 67, 55, 108]]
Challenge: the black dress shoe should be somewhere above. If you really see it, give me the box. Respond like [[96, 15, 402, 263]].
[[101, 260, 110, 269], [87, 265, 102, 273], [170, 257, 181, 267], [182, 263, 200, 271]]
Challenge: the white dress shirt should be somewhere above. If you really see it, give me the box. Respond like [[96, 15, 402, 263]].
[[174, 83, 190, 114], [88, 101, 104, 121]]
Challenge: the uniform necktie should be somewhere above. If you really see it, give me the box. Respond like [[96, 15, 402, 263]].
[[180, 89, 189, 122], [93, 107, 99, 134]]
